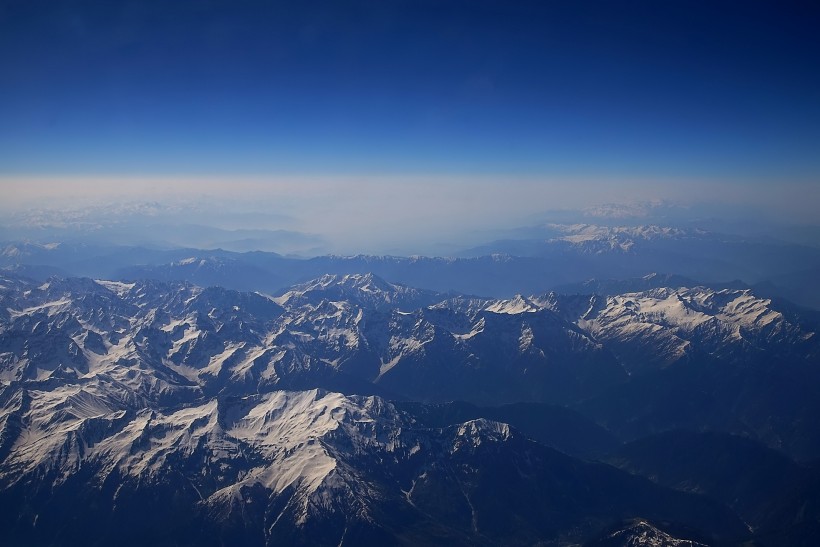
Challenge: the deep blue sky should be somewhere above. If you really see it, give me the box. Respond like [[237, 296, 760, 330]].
[[1, 0, 819, 181]]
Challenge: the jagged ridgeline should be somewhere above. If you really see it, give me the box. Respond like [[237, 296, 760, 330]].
[[0, 271, 818, 545]]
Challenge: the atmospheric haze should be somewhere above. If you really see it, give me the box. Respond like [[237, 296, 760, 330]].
[[2, 174, 818, 256]]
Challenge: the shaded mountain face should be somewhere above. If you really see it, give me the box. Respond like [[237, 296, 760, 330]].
[[607, 431, 805, 528], [603, 431, 820, 546], [1, 271, 819, 545]]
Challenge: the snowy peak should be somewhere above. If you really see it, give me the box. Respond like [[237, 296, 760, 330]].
[[484, 294, 541, 314], [283, 272, 395, 297], [592, 519, 709, 546], [450, 418, 513, 451], [1, 242, 61, 260], [573, 286, 815, 371], [274, 272, 441, 311], [337, 272, 395, 292], [547, 223, 702, 253], [594, 287, 792, 334]]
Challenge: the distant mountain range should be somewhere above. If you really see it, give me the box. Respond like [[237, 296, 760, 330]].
[[3, 222, 820, 308]]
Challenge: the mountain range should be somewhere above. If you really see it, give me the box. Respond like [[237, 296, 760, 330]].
[[1, 269, 819, 545]]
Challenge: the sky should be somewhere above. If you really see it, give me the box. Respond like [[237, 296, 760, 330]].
[[1, 0, 819, 252]]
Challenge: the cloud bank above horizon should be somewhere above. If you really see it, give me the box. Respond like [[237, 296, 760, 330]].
[[2, 173, 817, 255]]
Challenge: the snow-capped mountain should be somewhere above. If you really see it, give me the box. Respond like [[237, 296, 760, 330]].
[[0, 383, 747, 546], [458, 222, 715, 257], [587, 519, 709, 546], [554, 286, 816, 372], [546, 223, 700, 253], [274, 272, 444, 311]]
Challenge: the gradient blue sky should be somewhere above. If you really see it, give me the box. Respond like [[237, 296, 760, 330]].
[[1, 0, 819, 242]]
